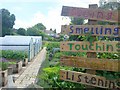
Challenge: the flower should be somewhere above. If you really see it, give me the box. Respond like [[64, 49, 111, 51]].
[[0, 58, 8, 62]]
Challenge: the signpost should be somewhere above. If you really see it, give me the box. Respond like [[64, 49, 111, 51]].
[[60, 41, 119, 53], [60, 56, 120, 72], [61, 6, 120, 22], [61, 25, 120, 37], [60, 70, 118, 89], [60, 4, 120, 89]]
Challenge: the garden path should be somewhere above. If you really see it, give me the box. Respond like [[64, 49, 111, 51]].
[[14, 47, 46, 88]]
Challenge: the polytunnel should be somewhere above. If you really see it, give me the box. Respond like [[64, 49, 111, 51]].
[[0, 36, 35, 61], [31, 36, 42, 57]]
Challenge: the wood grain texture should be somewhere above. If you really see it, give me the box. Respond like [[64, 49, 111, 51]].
[[60, 56, 120, 72], [60, 41, 119, 53], [61, 6, 120, 22], [60, 70, 119, 89], [61, 25, 120, 37]]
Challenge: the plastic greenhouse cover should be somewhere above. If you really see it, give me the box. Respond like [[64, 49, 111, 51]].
[[3, 36, 33, 45]]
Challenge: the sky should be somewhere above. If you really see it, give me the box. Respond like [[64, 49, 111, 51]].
[[0, 0, 99, 33]]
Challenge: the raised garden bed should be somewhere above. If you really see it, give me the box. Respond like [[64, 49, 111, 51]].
[[9, 60, 23, 73], [0, 70, 8, 86], [22, 58, 28, 66]]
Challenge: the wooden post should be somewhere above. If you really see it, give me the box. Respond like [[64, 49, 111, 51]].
[[86, 4, 98, 88]]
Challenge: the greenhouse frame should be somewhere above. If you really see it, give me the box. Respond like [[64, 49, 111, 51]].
[[0, 36, 42, 61]]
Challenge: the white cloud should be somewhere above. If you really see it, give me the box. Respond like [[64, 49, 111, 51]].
[[14, 8, 71, 33], [14, 12, 46, 29], [0, 0, 56, 3], [13, 0, 100, 33]]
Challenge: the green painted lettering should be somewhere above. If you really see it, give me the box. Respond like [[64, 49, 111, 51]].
[[96, 43, 102, 51], [82, 44, 88, 50], [68, 43, 74, 50], [106, 44, 113, 51], [75, 44, 81, 50], [89, 44, 94, 50]]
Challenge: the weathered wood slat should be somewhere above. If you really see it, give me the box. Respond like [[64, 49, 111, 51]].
[[60, 41, 119, 53], [61, 6, 120, 22], [60, 56, 120, 72], [60, 70, 119, 89], [61, 25, 120, 37]]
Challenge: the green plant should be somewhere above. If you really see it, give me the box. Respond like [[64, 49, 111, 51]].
[[46, 42, 60, 53], [38, 66, 85, 89], [0, 58, 16, 70], [1, 50, 28, 60]]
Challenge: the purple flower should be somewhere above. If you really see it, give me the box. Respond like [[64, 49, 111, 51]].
[[0, 58, 8, 62]]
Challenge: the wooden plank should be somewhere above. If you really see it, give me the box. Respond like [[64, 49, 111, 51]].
[[60, 41, 119, 53], [61, 25, 120, 37], [86, 4, 98, 89], [60, 56, 120, 72], [60, 70, 119, 89], [61, 6, 120, 22]]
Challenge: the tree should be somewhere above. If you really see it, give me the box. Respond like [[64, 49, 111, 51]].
[[17, 28, 26, 35], [27, 27, 41, 36], [33, 23, 46, 30], [70, 17, 84, 25], [99, 0, 107, 6], [53, 29, 56, 33], [27, 27, 46, 39], [27, 23, 46, 39], [1, 9, 15, 37], [50, 28, 52, 31], [98, 1, 120, 25]]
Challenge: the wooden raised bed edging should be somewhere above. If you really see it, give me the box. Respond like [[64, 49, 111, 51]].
[[22, 58, 28, 66], [0, 70, 2, 87], [8, 67, 13, 75], [0, 69, 8, 87], [9, 60, 23, 73]]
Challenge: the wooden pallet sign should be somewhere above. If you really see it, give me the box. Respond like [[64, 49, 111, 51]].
[[60, 70, 119, 89], [60, 56, 120, 72], [61, 6, 120, 22], [61, 25, 120, 37], [60, 41, 119, 53]]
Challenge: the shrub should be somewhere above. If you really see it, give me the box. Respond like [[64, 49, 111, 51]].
[[46, 42, 60, 53], [39, 66, 85, 89]]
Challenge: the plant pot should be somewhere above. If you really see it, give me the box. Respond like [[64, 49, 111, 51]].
[[22, 58, 28, 66], [1, 69, 8, 86]]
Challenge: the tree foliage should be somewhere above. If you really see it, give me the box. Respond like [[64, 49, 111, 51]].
[[17, 28, 26, 35], [33, 23, 46, 30], [98, 1, 120, 25], [99, 1, 120, 10], [70, 17, 84, 25], [1, 8, 16, 37], [27, 23, 46, 39]]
